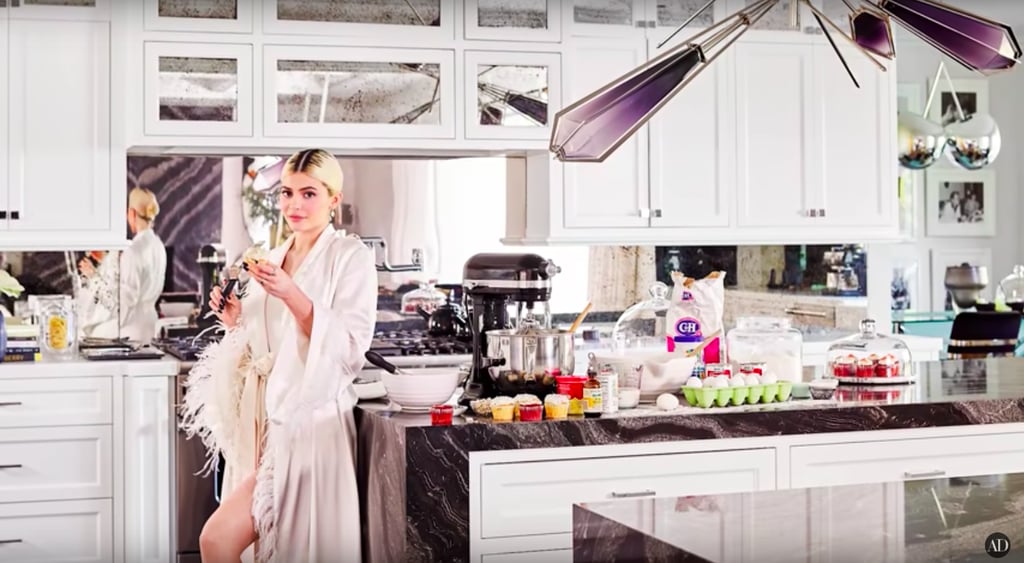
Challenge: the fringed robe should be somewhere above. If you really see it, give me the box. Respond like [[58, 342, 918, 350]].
[[180, 225, 377, 562]]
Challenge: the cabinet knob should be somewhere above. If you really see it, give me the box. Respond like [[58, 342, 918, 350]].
[[0, 539, 23, 545], [819, 208, 826, 217], [610, 489, 656, 499], [652, 209, 663, 218], [0, 464, 22, 470], [903, 470, 946, 480]]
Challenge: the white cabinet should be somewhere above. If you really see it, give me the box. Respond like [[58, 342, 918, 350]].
[[123, 376, 173, 563], [0, 426, 113, 503], [0, 14, 118, 251], [7, 0, 109, 21], [0, 499, 114, 563], [471, 445, 775, 560], [790, 432, 1024, 489]]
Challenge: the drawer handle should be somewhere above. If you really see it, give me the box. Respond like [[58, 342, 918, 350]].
[[610, 490, 656, 499], [903, 470, 946, 480], [0, 539, 22, 545], [784, 308, 828, 318], [0, 464, 22, 470], [0, 402, 23, 407]]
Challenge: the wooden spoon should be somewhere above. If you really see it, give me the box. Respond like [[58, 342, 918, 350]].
[[569, 302, 593, 333]]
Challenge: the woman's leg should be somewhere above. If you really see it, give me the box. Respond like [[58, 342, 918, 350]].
[[199, 471, 258, 563]]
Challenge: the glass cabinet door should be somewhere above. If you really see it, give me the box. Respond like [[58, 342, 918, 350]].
[[569, 0, 642, 37], [263, 45, 454, 139], [8, 0, 109, 20], [144, 0, 253, 33], [464, 0, 561, 42], [464, 50, 560, 141], [143, 42, 253, 136], [263, 0, 454, 41]]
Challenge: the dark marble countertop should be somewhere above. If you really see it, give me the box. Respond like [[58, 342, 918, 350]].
[[355, 357, 1024, 563], [574, 471, 1024, 562]]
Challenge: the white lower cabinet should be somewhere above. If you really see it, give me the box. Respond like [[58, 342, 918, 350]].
[[123, 376, 173, 563], [0, 499, 114, 563], [789, 431, 1024, 488]]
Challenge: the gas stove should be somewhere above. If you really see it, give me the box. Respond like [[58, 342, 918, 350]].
[[369, 329, 472, 357]]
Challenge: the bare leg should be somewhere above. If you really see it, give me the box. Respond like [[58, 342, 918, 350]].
[[200, 471, 258, 563]]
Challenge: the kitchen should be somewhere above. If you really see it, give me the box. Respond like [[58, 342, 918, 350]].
[[1, 1, 1024, 562]]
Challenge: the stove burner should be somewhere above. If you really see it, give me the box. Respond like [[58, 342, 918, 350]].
[[369, 329, 471, 357]]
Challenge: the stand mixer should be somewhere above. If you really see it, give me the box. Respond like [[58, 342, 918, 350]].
[[460, 253, 565, 403], [944, 263, 990, 313]]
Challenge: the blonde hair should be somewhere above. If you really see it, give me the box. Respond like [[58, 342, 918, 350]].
[[282, 149, 344, 196], [129, 187, 160, 223]]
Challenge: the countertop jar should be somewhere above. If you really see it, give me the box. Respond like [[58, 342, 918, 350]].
[[726, 317, 804, 383], [37, 295, 76, 358]]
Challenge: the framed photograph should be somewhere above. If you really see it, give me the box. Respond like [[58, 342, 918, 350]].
[[925, 169, 996, 237], [929, 248, 993, 311], [926, 78, 988, 126], [890, 244, 928, 312]]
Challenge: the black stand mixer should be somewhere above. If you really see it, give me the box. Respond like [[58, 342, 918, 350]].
[[460, 253, 565, 403]]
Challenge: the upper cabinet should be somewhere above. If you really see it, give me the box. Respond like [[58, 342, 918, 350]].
[[0, 6, 122, 251], [8, 0, 109, 21], [144, 0, 253, 33], [143, 41, 253, 137], [262, 45, 455, 139], [262, 0, 455, 41], [465, 0, 561, 42]]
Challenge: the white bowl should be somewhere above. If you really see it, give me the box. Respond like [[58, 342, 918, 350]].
[[592, 350, 699, 401], [381, 368, 462, 409]]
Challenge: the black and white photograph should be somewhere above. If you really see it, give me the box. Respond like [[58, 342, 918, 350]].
[[925, 169, 997, 237], [890, 245, 926, 312], [927, 77, 988, 127]]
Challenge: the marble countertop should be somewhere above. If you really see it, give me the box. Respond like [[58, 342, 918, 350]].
[[574, 471, 1024, 562], [355, 357, 1024, 563]]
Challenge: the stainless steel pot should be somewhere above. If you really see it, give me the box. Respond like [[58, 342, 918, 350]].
[[485, 328, 575, 385]]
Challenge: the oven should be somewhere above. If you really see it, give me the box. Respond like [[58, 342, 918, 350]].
[[171, 360, 222, 563]]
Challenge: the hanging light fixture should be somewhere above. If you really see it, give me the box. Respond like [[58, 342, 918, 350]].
[[550, 0, 1021, 163]]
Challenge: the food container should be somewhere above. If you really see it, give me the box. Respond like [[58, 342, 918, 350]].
[[491, 397, 514, 422], [618, 387, 640, 409], [706, 363, 732, 379], [401, 281, 447, 315], [37, 295, 76, 358], [726, 317, 804, 383], [809, 379, 838, 400], [544, 394, 570, 419], [518, 403, 542, 422], [430, 404, 453, 426], [825, 319, 913, 384], [611, 282, 672, 352]]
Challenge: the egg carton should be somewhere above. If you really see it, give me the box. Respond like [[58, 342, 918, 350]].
[[682, 382, 794, 408]]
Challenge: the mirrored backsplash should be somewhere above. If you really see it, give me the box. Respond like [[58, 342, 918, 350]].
[[0, 155, 867, 332]]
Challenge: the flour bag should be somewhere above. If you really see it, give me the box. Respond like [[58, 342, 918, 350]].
[[666, 271, 726, 364]]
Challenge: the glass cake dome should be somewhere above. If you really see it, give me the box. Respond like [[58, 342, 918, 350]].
[[825, 319, 913, 382]]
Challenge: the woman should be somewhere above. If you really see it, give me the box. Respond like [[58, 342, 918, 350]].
[[78, 187, 167, 343], [181, 149, 377, 563]]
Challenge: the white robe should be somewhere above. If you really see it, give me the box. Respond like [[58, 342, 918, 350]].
[[180, 225, 377, 563], [80, 229, 167, 343]]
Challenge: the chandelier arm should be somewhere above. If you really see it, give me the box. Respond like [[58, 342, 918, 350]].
[[939, 62, 968, 122], [813, 11, 859, 87], [881, 1, 1019, 61], [804, 0, 886, 71], [657, 0, 718, 50]]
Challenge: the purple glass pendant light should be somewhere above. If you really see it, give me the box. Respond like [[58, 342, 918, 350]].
[[877, 0, 1021, 75], [550, 0, 779, 163], [850, 6, 895, 59]]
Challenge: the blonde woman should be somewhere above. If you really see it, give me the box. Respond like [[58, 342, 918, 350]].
[[78, 187, 167, 343], [182, 149, 377, 562]]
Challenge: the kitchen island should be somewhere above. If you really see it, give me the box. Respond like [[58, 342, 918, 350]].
[[0, 356, 180, 563], [573, 470, 1024, 562], [356, 357, 1024, 563]]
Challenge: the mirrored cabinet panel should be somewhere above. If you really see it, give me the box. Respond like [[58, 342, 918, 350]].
[[8, 0, 109, 19], [465, 0, 561, 42], [656, 0, 717, 28], [263, 0, 454, 41], [143, 42, 253, 136], [144, 0, 253, 33], [569, 0, 639, 37], [263, 46, 455, 139], [464, 50, 559, 140]]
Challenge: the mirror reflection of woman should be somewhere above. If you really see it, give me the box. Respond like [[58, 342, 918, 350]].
[[78, 187, 167, 343], [181, 149, 377, 562]]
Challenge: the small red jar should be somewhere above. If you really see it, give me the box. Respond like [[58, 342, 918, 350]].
[[518, 403, 542, 422], [430, 404, 453, 426], [555, 375, 587, 399]]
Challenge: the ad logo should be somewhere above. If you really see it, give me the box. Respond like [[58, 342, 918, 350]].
[[986, 532, 1011, 558]]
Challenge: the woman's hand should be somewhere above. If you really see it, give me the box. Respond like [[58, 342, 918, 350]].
[[209, 285, 241, 328], [78, 258, 95, 278], [249, 262, 298, 301]]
